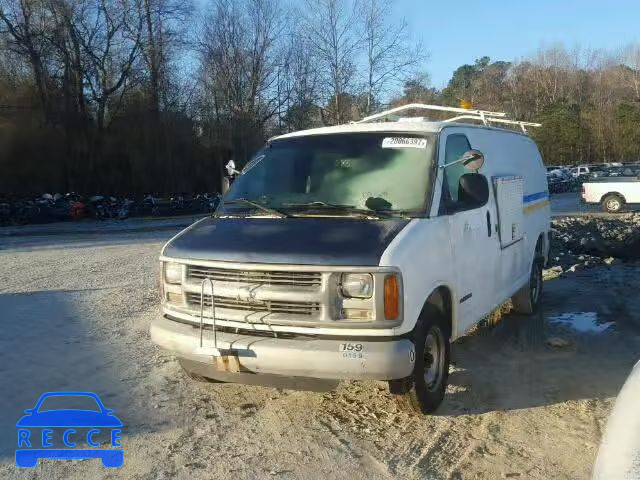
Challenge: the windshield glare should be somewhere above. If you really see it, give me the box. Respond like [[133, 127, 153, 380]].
[[225, 133, 436, 215]]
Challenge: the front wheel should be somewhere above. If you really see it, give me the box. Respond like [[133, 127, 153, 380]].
[[512, 254, 543, 314], [389, 304, 450, 414]]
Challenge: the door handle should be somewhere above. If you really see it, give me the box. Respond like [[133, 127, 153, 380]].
[[486, 211, 491, 237], [464, 221, 471, 232]]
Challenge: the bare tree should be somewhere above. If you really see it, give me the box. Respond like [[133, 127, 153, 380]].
[[75, 0, 144, 131], [276, 31, 321, 131], [621, 44, 640, 101], [529, 45, 576, 109], [0, 0, 54, 120], [198, 0, 289, 160], [47, 0, 90, 124], [359, 0, 424, 115], [139, 0, 191, 113], [300, 0, 359, 124]]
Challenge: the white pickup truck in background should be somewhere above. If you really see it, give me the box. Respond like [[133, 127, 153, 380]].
[[582, 177, 640, 212]]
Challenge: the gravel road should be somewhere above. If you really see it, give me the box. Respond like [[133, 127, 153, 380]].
[[1, 227, 639, 480]]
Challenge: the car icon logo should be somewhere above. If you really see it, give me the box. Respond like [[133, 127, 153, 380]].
[[15, 391, 123, 468]]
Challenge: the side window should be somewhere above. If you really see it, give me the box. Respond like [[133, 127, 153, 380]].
[[441, 134, 472, 210]]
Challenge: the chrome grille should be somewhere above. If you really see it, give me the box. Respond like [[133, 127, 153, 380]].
[[186, 292, 320, 316], [186, 265, 322, 287]]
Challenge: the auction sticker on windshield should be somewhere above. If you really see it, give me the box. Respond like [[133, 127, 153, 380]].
[[381, 137, 427, 149]]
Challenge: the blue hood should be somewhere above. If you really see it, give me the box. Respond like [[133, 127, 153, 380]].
[[163, 216, 410, 266]]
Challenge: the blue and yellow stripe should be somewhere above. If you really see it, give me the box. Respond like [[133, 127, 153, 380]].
[[523, 191, 550, 214]]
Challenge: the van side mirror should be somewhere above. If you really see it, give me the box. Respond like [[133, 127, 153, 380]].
[[457, 173, 489, 208], [460, 149, 484, 171], [441, 149, 485, 171]]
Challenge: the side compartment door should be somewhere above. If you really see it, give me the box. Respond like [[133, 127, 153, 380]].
[[494, 175, 529, 297], [438, 132, 500, 334]]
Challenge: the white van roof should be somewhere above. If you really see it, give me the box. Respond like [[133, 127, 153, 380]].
[[274, 121, 441, 140], [272, 104, 541, 142], [273, 119, 534, 142]]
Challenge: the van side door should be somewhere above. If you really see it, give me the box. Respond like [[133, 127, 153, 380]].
[[438, 132, 500, 334]]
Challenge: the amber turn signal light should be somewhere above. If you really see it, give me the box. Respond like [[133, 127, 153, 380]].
[[384, 274, 400, 320]]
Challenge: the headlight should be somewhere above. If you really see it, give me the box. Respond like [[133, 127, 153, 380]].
[[340, 273, 373, 298], [164, 262, 182, 284]]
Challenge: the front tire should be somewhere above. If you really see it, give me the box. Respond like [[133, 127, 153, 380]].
[[602, 194, 624, 213], [512, 253, 543, 314], [389, 304, 450, 414]]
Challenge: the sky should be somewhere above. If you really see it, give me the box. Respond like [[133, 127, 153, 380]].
[[193, 0, 640, 91], [393, 0, 640, 87]]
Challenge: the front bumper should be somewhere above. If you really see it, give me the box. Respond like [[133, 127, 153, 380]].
[[151, 316, 415, 382]]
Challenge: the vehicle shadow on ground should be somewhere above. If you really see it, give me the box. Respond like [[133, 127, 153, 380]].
[[0, 290, 156, 463], [0, 230, 175, 252], [438, 308, 636, 416]]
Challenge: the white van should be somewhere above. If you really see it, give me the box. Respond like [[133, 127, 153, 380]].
[[151, 104, 550, 414]]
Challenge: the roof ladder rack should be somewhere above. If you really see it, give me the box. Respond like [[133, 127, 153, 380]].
[[355, 103, 541, 133]]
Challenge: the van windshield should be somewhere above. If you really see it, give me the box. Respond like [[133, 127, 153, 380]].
[[224, 132, 436, 217]]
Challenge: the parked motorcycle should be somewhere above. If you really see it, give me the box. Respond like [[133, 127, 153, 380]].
[[0, 196, 11, 225], [117, 198, 135, 220]]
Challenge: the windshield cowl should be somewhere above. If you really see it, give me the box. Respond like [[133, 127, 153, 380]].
[[217, 200, 410, 220]]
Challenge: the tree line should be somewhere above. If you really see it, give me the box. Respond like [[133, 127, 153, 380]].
[[0, 0, 639, 195], [431, 48, 640, 169]]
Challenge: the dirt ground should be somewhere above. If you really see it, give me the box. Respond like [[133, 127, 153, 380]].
[[1, 231, 639, 480]]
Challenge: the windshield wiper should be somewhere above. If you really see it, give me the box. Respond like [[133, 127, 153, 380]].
[[221, 198, 289, 218], [282, 201, 391, 218], [374, 209, 412, 219]]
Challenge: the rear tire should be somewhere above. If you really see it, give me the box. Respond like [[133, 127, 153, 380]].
[[602, 194, 624, 213], [389, 304, 450, 414], [512, 253, 543, 314]]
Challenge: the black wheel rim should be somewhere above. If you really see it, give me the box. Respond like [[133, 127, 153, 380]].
[[423, 326, 446, 391]]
